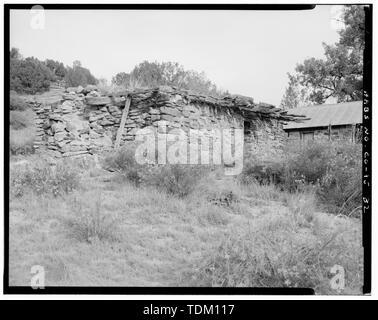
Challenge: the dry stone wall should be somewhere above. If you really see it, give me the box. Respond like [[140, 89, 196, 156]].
[[31, 85, 288, 161], [244, 119, 286, 160]]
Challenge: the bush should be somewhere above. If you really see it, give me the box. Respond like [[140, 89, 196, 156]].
[[240, 158, 285, 186], [10, 56, 55, 94], [103, 145, 210, 197], [10, 127, 35, 155], [284, 141, 361, 214], [241, 140, 362, 215], [10, 160, 81, 197], [45, 59, 67, 79], [318, 142, 362, 215], [10, 108, 36, 155], [149, 165, 207, 198], [10, 110, 34, 130], [201, 177, 242, 207], [283, 141, 331, 191], [10, 93, 29, 111], [103, 145, 143, 186], [64, 63, 97, 87]]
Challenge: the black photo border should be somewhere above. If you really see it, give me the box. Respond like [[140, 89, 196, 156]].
[[3, 3, 372, 296]]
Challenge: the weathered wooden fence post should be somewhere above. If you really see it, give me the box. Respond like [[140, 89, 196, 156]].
[[352, 123, 356, 143], [114, 95, 131, 149]]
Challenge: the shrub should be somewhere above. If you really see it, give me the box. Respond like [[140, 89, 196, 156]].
[[241, 140, 362, 215], [318, 142, 362, 215], [202, 177, 242, 207], [10, 160, 81, 197], [283, 141, 331, 191], [103, 145, 143, 186], [64, 63, 97, 87], [149, 165, 207, 198], [10, 93, 29, 111], [10, 110, 34, 130], [10, 108, 36, 155], [10, 127, 35, 155], [10, 56, 55, 94], [240, 158, 285, 186], [45, 59, 67, 79], [284, 141, 362, 214], [104, 145, 210, 196], [64, 192, 120, 243]]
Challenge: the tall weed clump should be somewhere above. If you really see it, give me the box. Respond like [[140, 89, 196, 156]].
[[103, 144, 143, 186], [10, 127, 36, 155], [10, 159, 81, 197], [240, 140, 362, 215], [284, 140, 362, 214], [103, 144, 211, 197], [318, 142, 362, 215], [63, 192, 120, 243], [183, 208, 363, 293], [10, 108, 36, 155], [149, 164, 209, 198], [10, 93, 30, 111]]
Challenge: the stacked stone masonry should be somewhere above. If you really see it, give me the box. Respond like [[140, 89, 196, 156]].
[[30, 85, 302, 159]]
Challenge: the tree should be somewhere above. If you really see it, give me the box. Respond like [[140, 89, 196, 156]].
[[112, 61, 224, 96], [295, 43, 363, 103], [280, 73, 312, 109], [112, 72, 131, 87], [73, 60, 82, 68], [45, 59, 67, 79], [64, 61, 97, 87], [282, 5, 365, 105], [10, 54, 55, 94], [339, 5, 365, 50], [10, 47, 22, 60]]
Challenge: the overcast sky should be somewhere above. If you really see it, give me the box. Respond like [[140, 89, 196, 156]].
[[10, 6, 343, 105]]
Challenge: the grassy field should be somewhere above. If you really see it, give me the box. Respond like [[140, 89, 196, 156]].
[[9, 156, 363, 293]]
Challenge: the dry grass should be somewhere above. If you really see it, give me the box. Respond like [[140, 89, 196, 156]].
[[10, 108, 37, 155], [8, 157, 363, 293], [10, 159, 81, 197], [10, 127, 36, 155]]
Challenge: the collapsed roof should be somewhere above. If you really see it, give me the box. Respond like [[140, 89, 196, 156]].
[[85, 86, 307, 123]]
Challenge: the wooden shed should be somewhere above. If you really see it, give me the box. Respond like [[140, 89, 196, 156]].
[[283, 101, 362, 143]]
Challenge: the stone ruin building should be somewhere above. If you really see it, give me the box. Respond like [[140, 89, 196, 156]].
[[30, 85, 304, 162]]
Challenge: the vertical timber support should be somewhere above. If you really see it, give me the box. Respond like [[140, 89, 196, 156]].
[[114, 95, 131, 149], [352, 123, 356, 143], [328, 123, 332, 141]]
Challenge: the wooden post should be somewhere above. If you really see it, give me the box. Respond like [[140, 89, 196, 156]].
[[351, 123, 356, 143], [114, 96, 131, 149], [328, 123, 332, 141]]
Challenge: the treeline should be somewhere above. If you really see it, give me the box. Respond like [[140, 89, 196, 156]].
[[112, 61, 227, 97], [280, 5, 365, 108], [10, 49, 225, 97], [10, 48, 98, 94]]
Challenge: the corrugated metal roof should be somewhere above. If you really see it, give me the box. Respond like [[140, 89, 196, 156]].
[[283, 101, 362, 130]]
